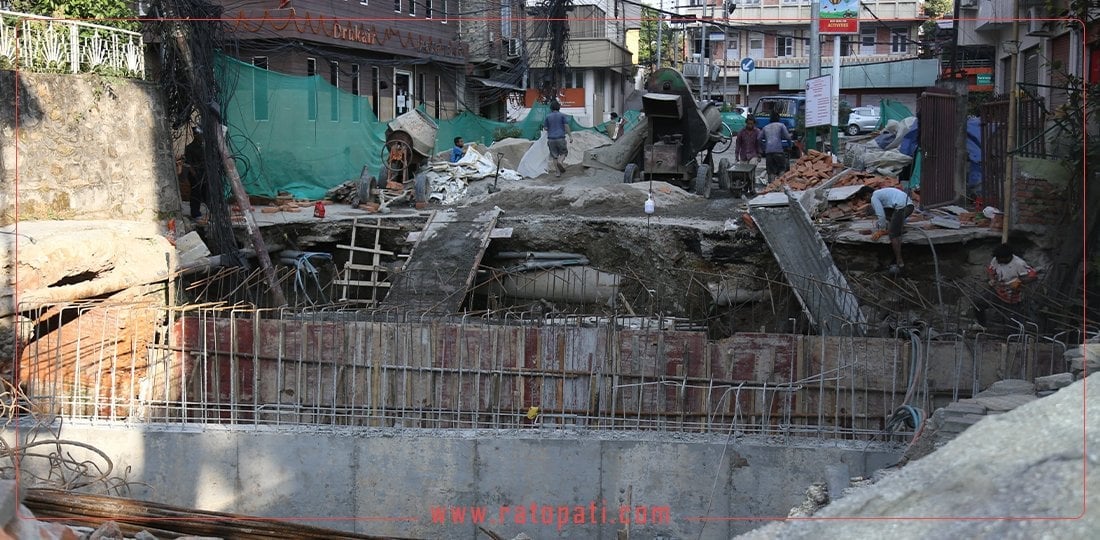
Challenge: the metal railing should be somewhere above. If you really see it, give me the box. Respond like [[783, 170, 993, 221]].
[[0, 10, 144, 78]]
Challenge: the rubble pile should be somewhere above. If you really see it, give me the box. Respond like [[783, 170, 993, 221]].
[[760, 150, 844, 192]]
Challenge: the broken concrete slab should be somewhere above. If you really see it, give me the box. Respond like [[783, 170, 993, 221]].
[[1035, 373, 1075, 392], [942, 401, 987, 416], [976, 379, 1036, 397], [969, 393, 1037, 412], [939, 413, 987, 433]]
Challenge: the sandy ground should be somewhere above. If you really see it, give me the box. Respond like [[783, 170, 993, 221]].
[[462, 142, 749, 222]]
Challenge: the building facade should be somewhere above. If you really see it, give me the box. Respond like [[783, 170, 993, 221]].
[[214, 0, 469, 122], [524, 0, 634, 126], [666, 0, 937, 110], [956, 0, 1086, 113], [460, 0, 529, 120]]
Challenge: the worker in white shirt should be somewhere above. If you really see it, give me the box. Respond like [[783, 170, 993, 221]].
[[870, 186, 915, 273]]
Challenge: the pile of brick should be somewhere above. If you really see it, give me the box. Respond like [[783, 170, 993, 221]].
[[760, 150, 843, 192], [760, 152, 901, 195]]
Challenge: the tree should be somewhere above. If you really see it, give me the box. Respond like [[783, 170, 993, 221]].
[[923, 0, 952, 18], [8, 0, 138, 30], [638, 7, 674, 71]]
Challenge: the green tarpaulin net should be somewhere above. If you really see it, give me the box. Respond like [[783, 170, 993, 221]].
[[218, 55, 638, 199]]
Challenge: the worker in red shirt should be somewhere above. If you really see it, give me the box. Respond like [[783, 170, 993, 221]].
[[973, 243, 1039, 328]]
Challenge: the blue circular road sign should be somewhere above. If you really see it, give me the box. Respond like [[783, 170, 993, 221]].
[[740, 58, 755, 72]]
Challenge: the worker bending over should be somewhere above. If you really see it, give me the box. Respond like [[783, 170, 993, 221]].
[[870, 186, 914, 273]]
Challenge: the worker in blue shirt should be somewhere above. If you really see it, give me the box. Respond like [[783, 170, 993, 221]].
[[450, 137, 465, 163], [870, 186, 915, 273], [758, 111, 792, 182]]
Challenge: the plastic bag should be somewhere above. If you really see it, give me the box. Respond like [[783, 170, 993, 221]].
[[517, 131, 550, 178]]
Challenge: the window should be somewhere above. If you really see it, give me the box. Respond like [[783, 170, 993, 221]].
[[425, 0, 432, 19], [306, 58, 317, 121], [693, 31, 712, 59], [441, 0, 447, 22], [371, 66, 380, 118], [891, 29, 908, 54], [501, 5, 512, 38], [330, 61, 339, 121], [417, 73, 425, 110], [407, 0, 414, 16], [726, 32, 738, 52], [840, 36, 853, 57], [748, 32, 764, 58], [776, 36, 793, 57], [351, 64, 361, 123], [252, 56, 268, 121], [394, 0, 400, 12], [861, 27, 876, 55], [570, 6, 606, 38], [435, 75, 442, 118]]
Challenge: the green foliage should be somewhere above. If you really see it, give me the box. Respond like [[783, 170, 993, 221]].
[[638, 7, 674, 68], [923, 0, 952, 18], [493, 125, 522, 142], [9, 0, 138, 30]]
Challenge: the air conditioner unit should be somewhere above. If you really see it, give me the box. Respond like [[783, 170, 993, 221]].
[[507, 38, 522, 57], [1026, 7, 1054, 36]]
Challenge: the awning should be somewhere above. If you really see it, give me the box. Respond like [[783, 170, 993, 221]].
[[471, 77, 524, 91]]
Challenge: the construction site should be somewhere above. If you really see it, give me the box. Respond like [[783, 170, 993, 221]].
[[1, 2, 1097, 539]]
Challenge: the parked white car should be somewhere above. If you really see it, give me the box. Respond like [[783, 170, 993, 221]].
[[846, 106, 881, 135]]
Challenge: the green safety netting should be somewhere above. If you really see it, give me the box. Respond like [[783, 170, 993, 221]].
[[218, 55, 639, 199], [878, 99, 913, 129]]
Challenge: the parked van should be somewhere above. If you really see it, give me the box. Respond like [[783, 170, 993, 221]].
[[752, 95, 805, 133], [752, 95, 805, 155]]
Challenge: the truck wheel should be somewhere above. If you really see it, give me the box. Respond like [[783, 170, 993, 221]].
[[624, 163, 639, 184], [694, 164, 712, 199]]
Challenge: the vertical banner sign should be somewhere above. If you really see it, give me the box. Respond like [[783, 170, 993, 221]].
[[804, 75, 832, 128], [819, 0, 860, 34]]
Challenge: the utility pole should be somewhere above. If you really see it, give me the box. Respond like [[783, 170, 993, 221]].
[[1003, 1, 1020, 242], [656, 0, 663, 69], [830, 34, 840, 157], [808, 2, 821, 151]]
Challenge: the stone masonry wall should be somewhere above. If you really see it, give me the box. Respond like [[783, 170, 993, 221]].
[[0, 70, 181, 226]]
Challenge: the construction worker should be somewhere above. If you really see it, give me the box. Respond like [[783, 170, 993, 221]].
[[870, 186, 914, 273], [543, 101, 572, 177], [758, 111, 792, 182]]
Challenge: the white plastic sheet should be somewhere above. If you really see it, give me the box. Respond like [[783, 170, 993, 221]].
[[517, 131, 551, 178]]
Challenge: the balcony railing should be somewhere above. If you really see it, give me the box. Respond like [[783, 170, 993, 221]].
[[0, 10, 144, 78]]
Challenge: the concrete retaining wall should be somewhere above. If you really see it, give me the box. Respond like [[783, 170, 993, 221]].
[[6, 424, 902, 539]]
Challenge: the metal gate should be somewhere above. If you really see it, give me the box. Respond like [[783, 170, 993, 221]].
[[980, 99, 1008, 207], [980, 94, 1048, 208], [918, 90, 959, 206]]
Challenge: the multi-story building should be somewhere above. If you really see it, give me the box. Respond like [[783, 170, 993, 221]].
[[666, 0, 938, 110], [213, 0, 468, 122], [523, 0, 634, 126], [955, 0, 1086, 113], [460, 0, 529, 120]]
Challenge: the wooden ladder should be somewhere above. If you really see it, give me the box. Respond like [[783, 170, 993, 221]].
[[334, 218, 404, 305]]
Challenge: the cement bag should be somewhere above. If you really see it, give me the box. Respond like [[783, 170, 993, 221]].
[[518, 132, 550, 178]]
